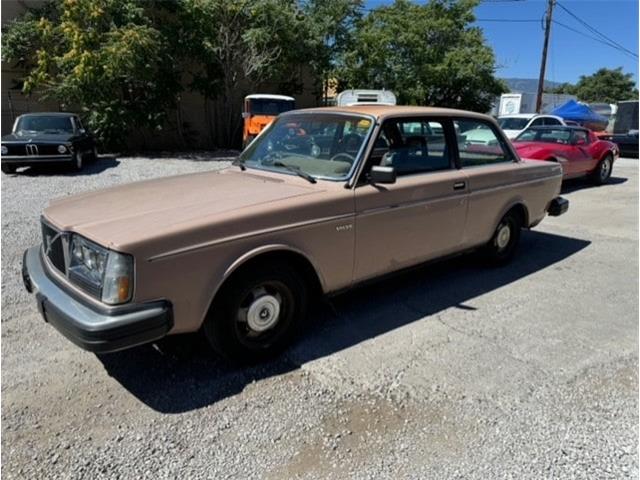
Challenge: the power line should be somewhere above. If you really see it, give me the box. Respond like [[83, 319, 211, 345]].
[[476, 18, 539, 22], [552, 19, 638, 59], [555, 1, 638, 58]]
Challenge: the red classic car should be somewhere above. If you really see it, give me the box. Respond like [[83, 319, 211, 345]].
[[513, 126, 618, 184]]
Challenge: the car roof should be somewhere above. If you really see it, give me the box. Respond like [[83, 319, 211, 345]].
[[245, 94, 295, 101], [499, 113, 560, 119], [527, 125, 587, 131], [17, 112, 76, 118], [284, 105, 492, 121]]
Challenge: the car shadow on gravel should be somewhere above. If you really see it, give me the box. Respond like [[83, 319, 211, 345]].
[[98, 229, 590, 413], [16, 156, 119, 177], [561, 176, 627, 194]]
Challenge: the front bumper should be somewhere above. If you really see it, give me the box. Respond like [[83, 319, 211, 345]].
[[22, 246, 173, 353], [548, 196, 569, 216], [2, 155, 73, 165]]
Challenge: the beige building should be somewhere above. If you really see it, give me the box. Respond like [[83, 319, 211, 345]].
[[1, 1, 321, 148]]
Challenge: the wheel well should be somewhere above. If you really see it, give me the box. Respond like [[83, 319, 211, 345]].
[[546, 157, 558, 162], [507, 203, 529, 227], [218, 250, 323, 300]]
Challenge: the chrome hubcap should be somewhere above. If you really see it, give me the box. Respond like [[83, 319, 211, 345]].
[[601, 159, 610, 180], [496, 223, 511, 250], [245, 291, 281, 332]]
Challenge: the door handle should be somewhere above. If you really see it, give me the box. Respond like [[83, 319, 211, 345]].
[[453, 181, 466, 190]]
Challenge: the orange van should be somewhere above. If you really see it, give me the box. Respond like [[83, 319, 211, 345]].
[[242, 94, 295, 148]]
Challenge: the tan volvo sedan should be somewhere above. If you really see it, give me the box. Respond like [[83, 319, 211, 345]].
[[22, 106, 568, 362]]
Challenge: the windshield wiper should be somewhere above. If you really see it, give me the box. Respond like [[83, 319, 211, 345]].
[[272, 161, 316, 184]]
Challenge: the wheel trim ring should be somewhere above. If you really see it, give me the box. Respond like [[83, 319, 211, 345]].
[[234, 280, 294, 349], [246, 294, 281, 332], [601, 158, 610, 180], [495, 222, 511, 250]]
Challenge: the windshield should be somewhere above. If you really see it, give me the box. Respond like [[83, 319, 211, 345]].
[[515, 128, 572, 144], [249, 99, 295, 116], [498, 117, 530, 130], [15, 116, 74, 134], [239, 113, 374, 181]]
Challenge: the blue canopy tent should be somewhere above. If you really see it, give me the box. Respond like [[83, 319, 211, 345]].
[[550, 100, 608, 130]]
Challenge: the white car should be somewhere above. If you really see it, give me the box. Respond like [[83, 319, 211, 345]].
[[498, 114, 567, 140]]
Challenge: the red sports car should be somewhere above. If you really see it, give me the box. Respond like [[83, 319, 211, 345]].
[[513, 126, 618, 184]]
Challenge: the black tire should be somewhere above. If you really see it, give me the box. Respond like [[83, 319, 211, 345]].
[[590, 154, 613, 185], [482, 209, 522, 266], [1, 164, 16, 174], [72, 152, 83, 171], [203, 261, 308, 363]]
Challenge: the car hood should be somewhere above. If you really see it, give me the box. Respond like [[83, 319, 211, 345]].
[[502, 129, 522, 139], [2, 132, 75, 143], [43, 168, 322, 251]]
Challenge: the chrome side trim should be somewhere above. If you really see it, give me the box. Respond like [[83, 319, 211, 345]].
[[148, 212, 355, 262]]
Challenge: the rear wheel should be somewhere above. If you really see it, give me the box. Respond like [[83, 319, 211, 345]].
[[482, 209, 522, 266], [590, 154, 613, 185], [1, 164, 16, 174], [203, 262, 308, 363]]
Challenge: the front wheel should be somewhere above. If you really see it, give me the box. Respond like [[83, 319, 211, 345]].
[[203, 262, 308, 363], [590, 154, 613, 185], [482, 210, 522, 266], [71, 151, 84, 171]]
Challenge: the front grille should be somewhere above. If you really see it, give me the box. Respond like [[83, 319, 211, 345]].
[[2, 144, 67, 156], [41, 222, 66, 274]]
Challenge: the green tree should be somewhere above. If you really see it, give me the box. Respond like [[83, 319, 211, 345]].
[[338, 0, 505, 111], [301, 0, 363, 103], [550, 68, 638, 104], [2, 0, 181, 148], [175, 0, 312, 147]]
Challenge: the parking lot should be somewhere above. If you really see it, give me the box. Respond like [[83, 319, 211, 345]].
[[1, 155, 638, 479]]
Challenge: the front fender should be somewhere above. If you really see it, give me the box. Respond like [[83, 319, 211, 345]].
[[221, 244, 326, 290]]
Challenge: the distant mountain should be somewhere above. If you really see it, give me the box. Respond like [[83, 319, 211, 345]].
[[501, 78, 561, 93]]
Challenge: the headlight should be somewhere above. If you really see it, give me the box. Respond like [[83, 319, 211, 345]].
[[57, 145, 67, 154], [69, 234, 133, 305], [1, 145, 7, 155]]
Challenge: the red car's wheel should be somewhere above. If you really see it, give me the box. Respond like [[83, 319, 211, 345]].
[[590, 154, 613, 185]]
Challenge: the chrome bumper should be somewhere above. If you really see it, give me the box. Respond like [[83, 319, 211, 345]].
[[22, 246, 173, 353]]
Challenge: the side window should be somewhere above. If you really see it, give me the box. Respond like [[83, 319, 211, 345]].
[[378, 119, 451, 176], [544, 117, 561, 126], [530, 117, 545, 127], [74, 117, 84, 131], [455, 119, 513, 167], [573, 130, 589, 145]]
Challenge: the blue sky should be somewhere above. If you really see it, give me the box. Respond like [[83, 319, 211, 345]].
[[365, 0, 639, 85]]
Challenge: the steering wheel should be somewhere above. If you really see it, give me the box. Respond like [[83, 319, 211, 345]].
[[329, 153, 355, 164]]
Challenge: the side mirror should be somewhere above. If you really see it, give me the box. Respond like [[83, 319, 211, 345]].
[[78, 128, 86, 134], [574, 138, 586, 146], [369, 165, 396, 184], [241, 112, 250, 119]]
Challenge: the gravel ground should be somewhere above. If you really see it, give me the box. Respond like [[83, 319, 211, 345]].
[[1, 154, 638, 479]]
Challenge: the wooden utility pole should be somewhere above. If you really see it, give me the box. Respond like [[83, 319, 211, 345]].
[[536, 0, 555, 113]]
